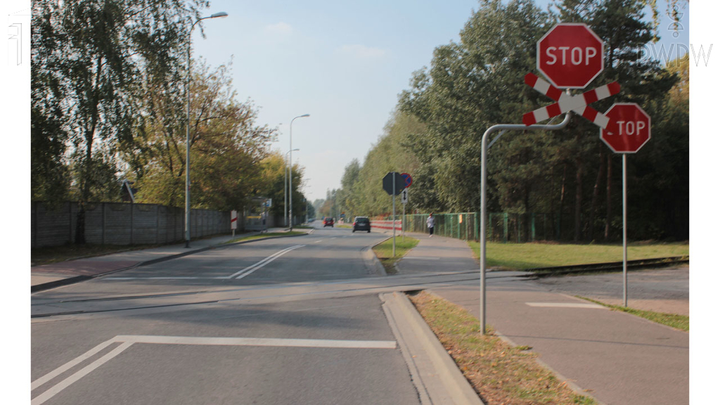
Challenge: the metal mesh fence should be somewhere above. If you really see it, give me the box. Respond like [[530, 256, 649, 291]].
[[395, 212, 560, 243]]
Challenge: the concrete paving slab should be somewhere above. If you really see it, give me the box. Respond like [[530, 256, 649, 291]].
[[431, 281, 688, 405], [390, 231, 478, 275]]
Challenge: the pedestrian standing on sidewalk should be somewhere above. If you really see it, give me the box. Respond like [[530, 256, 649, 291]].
[[427, 213, 435, 237]]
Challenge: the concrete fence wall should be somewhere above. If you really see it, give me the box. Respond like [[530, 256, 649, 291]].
[[31, 202, 239, 248]]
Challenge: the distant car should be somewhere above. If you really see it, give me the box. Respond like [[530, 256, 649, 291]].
[[353, 216, 371, 233], [323, 217, 334, 227]]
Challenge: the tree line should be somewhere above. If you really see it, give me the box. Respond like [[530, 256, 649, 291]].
[[31, 0, 309, 243], [329, 0, 688, 242]]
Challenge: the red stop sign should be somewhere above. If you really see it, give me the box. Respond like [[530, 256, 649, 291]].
[[600, 103, 651, 153], [537, 23, 604, 89]]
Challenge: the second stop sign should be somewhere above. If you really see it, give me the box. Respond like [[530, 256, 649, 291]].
[[600, 103, 651, 153], [537, 23, 604, 89]]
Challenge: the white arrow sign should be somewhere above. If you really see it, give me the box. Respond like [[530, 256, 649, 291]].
[[401, 189, 408, 205]]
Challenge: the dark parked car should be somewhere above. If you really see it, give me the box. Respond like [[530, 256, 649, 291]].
[[323, 217, 334, 227], [353, 216, 371, 233]]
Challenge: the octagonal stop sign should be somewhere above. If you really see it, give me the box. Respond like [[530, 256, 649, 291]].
[[600, 103, 651, 153], [537, 23, 604, 89]]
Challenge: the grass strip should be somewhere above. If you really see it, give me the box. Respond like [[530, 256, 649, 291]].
[[409, 291, 597, 405], [225, 231, 306, 244], [372, 236, 419, 275], [466, 241, 689, 270], [575, 296, 689, 332]]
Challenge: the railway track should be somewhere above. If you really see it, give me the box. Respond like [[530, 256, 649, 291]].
[[523, 256, 689, 278]]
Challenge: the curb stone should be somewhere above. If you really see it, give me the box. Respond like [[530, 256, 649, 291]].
[[381, 291, 484, 405], [367, 236, 392, 276]]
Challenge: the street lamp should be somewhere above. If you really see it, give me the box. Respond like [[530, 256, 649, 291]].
[[288, 114, 309, 231], [185, 11, 228, 248], [284, 148, 299, 228]]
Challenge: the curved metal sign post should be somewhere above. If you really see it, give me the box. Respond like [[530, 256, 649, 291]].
[[479, 112, 572, 335]]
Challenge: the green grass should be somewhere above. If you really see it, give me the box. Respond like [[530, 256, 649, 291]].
[[225, 231, 306, 243], [372, 236, 419, 274], [576, 296, 689, 332], [410, 291, 598, 405], [466, 241, 688, 270]]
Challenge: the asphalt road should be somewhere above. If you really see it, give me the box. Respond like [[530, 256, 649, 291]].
[[31, 222, 421, 405]]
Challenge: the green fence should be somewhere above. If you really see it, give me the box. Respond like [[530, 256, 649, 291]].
[[397, 212, 558, 243]]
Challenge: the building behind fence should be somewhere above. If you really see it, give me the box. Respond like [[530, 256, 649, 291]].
[[31, 202, 239, 249]]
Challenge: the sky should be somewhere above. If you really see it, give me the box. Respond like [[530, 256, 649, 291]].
[[191, 0, 690, 204]]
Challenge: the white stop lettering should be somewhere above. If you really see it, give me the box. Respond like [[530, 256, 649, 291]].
[[616, 121, 646, 135], [545, 46, 598, 66]]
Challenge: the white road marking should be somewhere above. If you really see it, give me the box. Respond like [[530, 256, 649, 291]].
[[31, 334, 396, 404], [525, 302, 605, 309], [116, 334, 397, 349], [31, 339, 117, 391], [32, 341, 133, 405], [105, 245, 306, 281], [107, 276, 228, 280], [229, 245, 305, 280], [313, 240, 324, 243]]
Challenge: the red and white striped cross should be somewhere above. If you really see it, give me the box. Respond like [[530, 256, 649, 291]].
[[523, 73, 620, 128]]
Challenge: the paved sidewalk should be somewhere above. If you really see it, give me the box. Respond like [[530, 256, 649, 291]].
[[381, 230, 479, 274], [391, 232, 689, 405], [31, 228, 303, 291]]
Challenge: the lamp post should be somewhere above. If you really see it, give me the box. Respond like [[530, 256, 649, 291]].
[[284, 148, 299, 228], [288, 114, 309, 231], [185, 11, 228, 248]]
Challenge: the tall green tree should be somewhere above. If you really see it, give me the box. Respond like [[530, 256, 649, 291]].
[[132, 60, 276, 211], [626, 54, 688, 240], [552, 0, 677, 241], [249, 151, 306, 224], [386, 0, 685, 241], [32, 0, 208, 243], [349, 110, 424, 216], [400, 0, 551, 214], [31, 63, 70, 205]]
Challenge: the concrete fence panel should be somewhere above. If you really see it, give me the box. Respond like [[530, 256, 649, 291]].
[[31, 201, 236, 249]]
